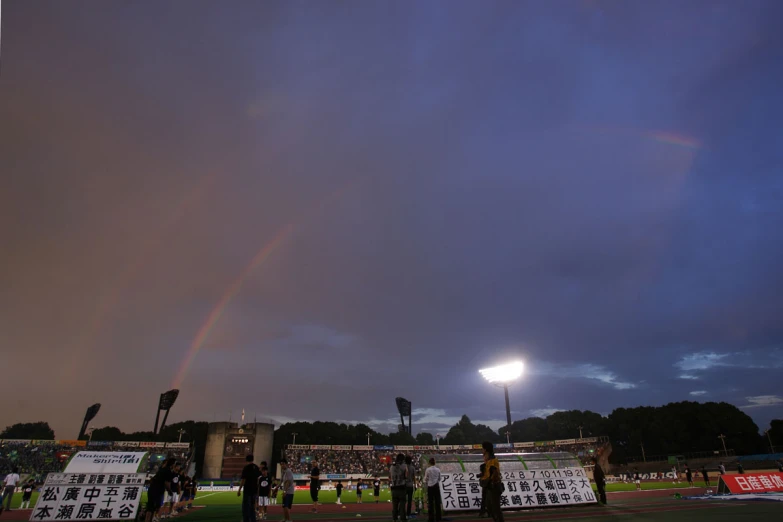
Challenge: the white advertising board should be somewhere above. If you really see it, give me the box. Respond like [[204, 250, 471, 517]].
[[64, 452, 147, 474], [439, 468, 596, 511], [30, 473, 145, 521]]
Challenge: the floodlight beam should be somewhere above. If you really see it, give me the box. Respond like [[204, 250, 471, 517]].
[[478, 361, 524, 384], [478, 361, 524, 441]]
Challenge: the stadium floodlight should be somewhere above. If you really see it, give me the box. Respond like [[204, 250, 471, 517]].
[[479, 361, 524, 437], [479, 361, 524, 384], [154, 389, 180, 436], [395, 397, 412, 435], [159, 389, 180, 411], [77, 403, 102, 440]]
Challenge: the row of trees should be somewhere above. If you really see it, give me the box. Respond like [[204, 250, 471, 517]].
[[3, 401, 780, 472]]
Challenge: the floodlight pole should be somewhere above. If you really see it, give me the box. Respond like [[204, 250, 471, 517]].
[[503, 383, 512, 430], [367, 433, 371, 446], [764, 430, 773, 453], [292, 432, 298, 445]]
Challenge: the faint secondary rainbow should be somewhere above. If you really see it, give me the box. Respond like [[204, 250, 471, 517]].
[[647, 131, 701, 150], [171, 223, 294, 390], [569, 123, 703, 150]]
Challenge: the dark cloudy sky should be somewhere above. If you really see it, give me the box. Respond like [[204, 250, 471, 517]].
[[2, 0, 782, 440]]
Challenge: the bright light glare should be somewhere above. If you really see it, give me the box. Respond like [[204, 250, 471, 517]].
[[479, 361, 524, 384]]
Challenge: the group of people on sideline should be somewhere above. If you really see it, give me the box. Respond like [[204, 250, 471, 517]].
[[144, 458, 198, 522]]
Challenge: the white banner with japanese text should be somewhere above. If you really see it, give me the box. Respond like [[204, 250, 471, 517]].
[[30, 473, 145, 521], [438, 468, 596, 511]]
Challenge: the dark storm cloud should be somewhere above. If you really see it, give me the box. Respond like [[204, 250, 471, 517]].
[[1, 0, 782, 438]]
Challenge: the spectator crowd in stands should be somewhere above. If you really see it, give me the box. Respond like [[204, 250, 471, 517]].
[[0, 441, 192, 480], [283, 439, 606, 476]]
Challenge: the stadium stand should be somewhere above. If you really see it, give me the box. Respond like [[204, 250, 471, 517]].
[[284, 437, 609, 477], [0, 440, 193, 481]]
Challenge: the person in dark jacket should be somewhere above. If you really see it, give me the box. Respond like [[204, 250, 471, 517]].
[[478, 463, 490, 517], [593, 460, 607, 504]]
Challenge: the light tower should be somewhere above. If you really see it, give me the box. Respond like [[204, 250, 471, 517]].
[[479, 361, 524, 440]]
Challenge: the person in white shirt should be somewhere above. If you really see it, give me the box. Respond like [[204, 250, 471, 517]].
[[423, 459, 442, 522], [1, 467, 21, 513]]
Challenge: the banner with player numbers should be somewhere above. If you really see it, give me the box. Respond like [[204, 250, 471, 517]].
[[30, 473, 145, 521], [439, 468, 596, 511]]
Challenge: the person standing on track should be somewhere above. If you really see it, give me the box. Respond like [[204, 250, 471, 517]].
[[20, 479, 35, 510], [189, 477, 198, 510], [356, 479, 363, 504], [257, 466, 272, 520], [373, 475, 381, 503], [310, 460, 321, 513], [390, 454, 408, 522], [592, 459, 607, 505], [0, 466, 20, 514], [478, 463, 488, 518], [424, 458, 442, 522], [336, 481, 344, 505], [702, 467, 710, 488], [481, 442, 504, 522], [685, 466, 693, 488], [405, 456, 416, 519], [237, 455, 261, 522], [279, 459, 295, 522], [145, 458, 175, 522]]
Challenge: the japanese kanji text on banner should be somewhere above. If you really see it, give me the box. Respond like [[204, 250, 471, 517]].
[[718, 472, 783, 494], [439, 468, 596, 511], [30, 473, 145, 521], [31, 452, 148, 521]]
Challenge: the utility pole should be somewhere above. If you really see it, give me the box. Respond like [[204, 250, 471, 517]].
[[718, 434, 728, 456], [292, 432, 298, 445], [367, 433, 371, 446], [578, 426, 584, 440], [764, 430, 774, 453], [178, 429, 186, 443], [640, 442, 646, 463], [87, 427, 95, 442], [506, 431, 511, 444], [436, 435, 441, 448]]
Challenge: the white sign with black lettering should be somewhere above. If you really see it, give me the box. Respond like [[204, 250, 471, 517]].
[[438, 468, 596, 511], [30, 473, 145, 521], [64, 452, 146, 474]]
